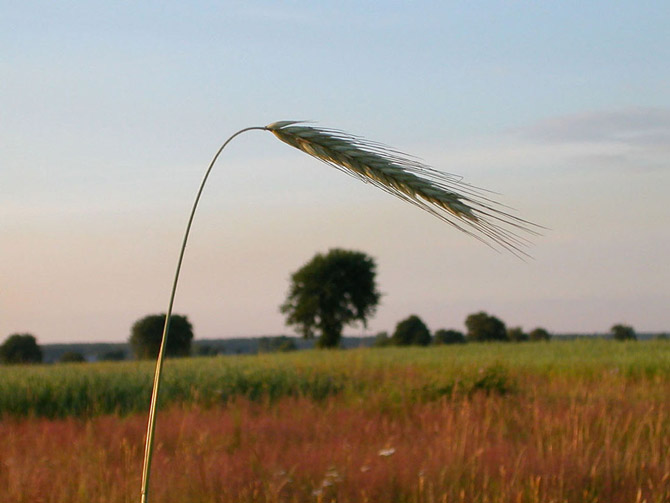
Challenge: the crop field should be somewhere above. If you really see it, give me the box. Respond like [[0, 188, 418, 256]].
[[1, 340, 669, 502]]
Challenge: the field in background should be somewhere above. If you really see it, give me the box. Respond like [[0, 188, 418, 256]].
[[1, 340, 668, 502]]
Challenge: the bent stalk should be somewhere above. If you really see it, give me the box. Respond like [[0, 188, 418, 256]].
[[139, 126, 266, 503]]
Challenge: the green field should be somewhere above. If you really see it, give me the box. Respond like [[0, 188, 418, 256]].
[[1, 340, 669, 502], [1, 339, 668, 418]]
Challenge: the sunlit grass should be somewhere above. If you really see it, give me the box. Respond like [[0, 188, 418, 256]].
[[1, 339, 668, 418], [2, 385, 668, 502], [1, 339, 668, 502]]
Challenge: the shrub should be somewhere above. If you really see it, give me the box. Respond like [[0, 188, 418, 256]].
[[434, 329, 466, 344], [373, 331, 392, 347], [59, 351, 86, 363], [611, 324, 636, 341], [507, 327, 528, 342], [391, 315, 432, 346], [465, 312, 507, 342], [0, 333, 42, 364], [129, 314, 194, 359], [529, 327, 551, 342], [468, 364, 515, 396], [98, 349, 126, 361], [258, 336, 297, 353]]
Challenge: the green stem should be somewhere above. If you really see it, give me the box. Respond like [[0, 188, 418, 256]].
[[139, 126, 267, 503]]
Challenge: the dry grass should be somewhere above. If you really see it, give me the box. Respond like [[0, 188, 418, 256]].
[[2, 374, 668, 503]]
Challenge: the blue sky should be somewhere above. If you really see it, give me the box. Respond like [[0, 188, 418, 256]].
[[2, 2, 669, 343]]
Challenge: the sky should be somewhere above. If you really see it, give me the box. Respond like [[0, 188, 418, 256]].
[[2, 2, 669, 344]]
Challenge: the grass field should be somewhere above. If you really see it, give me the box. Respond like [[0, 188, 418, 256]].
[[1, 340, 668, 502]]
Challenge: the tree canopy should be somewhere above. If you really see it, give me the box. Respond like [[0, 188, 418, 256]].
[[258, 336, 297, 353], [507, 327, 528, 342], [373, 331, 391, 347], [465, 312, 507, 342], [98, 349, 126, 361], [391, 315, 432, 346], [280, 248, 381, 348], [59, 351, 86, 363], [434, 329, 466, 345], [0, 333, 43, 364], [529, 327, 551, 341], [611, 324, 636, 341], [129, 314, 194, 359]]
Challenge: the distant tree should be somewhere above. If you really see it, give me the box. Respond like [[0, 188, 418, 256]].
[[465, 312, 507, 342], [0, 333, 43, 364], [611, 324, 636, 341], [655, 333, 669, 341], [194, 344, 218, 357], [434, 329, 466, 345], [280, 248, 381, 349], [507, 327, 529, 342], [391, 315, 432, 346], [528, 327, 551, 342], [373, 331, 391, 347], [98, 349, 126, 361], [59, 351, 86, 363], [129, 314, 194, 359], [258, 336, 297, 353]]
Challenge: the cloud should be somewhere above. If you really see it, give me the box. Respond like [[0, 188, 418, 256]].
[[513, 107, 670, 172], [520, 107, 670, 146]]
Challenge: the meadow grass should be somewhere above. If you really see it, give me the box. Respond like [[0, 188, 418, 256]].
[[1, 370, 668, 502], [1, 339, 669, 502], [1, 339, 668, 419]]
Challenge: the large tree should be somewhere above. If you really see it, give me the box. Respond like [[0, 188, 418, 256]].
[[0, 333, 42, 364], [391, 315, 432, 346], [129, 314, 194, 359], [280, 248, 381, 348], [465, 312, 507, 342]]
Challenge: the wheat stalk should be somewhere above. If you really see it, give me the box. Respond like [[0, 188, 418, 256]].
[[140, 121, 540, 502]]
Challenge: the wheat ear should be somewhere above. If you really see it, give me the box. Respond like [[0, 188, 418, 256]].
[[266, 121, 541, 256]]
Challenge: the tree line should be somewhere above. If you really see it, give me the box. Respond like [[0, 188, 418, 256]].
[[0, 248, 655, 364], [373, 312, 554, 347], [276, 248, 643, 348], [0, 320, 653, 365]]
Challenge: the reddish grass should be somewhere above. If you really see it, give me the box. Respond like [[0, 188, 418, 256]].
[[1, 377, 668, 503]]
